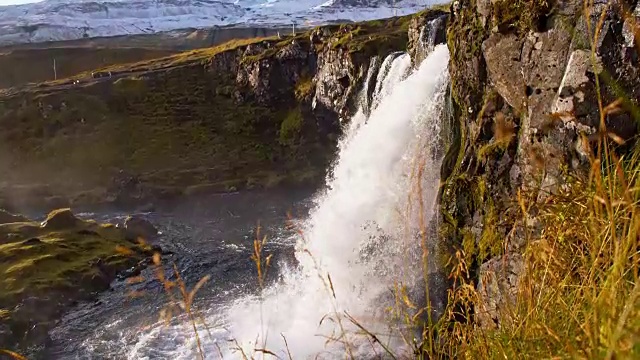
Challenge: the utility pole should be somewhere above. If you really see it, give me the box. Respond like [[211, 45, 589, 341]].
[[292, 22, 296, 36], [53, 58, 57, 80]]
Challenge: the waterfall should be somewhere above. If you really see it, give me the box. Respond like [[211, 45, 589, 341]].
[[416, 15, 446, 64], [372, 51, 412, 109], [347, 52, 411, 145], [226, 45, 450, 359], [346, 56, 381, 138], [126, 45, 450, 360]]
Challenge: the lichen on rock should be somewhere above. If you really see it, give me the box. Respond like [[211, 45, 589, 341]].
[[441, 0, 640, 328]]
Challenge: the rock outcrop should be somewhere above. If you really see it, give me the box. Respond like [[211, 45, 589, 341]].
[[40, 208, 81, 230], [441, 0, 639, 327], [408, 10, 448, 65], [0, 209, 156, 353], [123, 215, 159, 242]]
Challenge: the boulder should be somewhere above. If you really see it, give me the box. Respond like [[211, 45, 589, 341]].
[[41, 208, 80, 230], [0, 209, 28, 224], [482, 33, 527, 110], [476, 253, 524, 328], [123, 215, 158, 242]]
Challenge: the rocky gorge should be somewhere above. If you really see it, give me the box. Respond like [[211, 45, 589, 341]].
[[0, 0, 638, 357]]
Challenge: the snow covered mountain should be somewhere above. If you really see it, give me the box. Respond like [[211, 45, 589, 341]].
[[0, 0, 440, 45]]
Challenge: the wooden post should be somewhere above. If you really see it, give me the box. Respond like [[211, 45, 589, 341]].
[[53, 58, 57, 80]]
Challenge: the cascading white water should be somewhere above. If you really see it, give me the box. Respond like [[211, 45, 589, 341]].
[[416, 15, 446, 63], [344, 56, 382, 139], [226, 45, 450, 359], [346, 52, 412, 147], [126, 44, 450, 360], [372, 52, 412, 109]]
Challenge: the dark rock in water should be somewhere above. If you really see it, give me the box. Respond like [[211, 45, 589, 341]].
[[23, 237, 42, 245], [0, 209, 29, 224], [124, 215, 159, 242], [41, 208, 80, 230]]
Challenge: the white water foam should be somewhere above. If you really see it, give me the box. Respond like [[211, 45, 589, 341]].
[[126, 44, 449, 359], [226, 45, 449, 359], [344, 55, 382, 139], [372, 52, 412, 110], [416, 15, 446, 64]]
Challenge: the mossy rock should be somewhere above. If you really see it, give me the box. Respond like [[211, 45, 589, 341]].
[[0, 210, 154, 351], [492, 0, 553, 34], [279, 107, 304, 145], [41, 208, 81, 230]]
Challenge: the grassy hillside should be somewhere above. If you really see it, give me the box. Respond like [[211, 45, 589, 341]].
[[0, 47, 177, 89], [0, 26, 294, 90], [0, 13, 432, 210]]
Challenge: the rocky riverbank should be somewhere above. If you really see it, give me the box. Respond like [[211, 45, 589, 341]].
[[0, 208, 159, 353]]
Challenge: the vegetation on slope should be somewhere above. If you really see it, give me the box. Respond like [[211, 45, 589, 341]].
[[0, 11, 437, 210], [426, 137, 640, 359], [427, 0, 640, 358], [0, 47, 177, 89], [0, 209, 154, 351]]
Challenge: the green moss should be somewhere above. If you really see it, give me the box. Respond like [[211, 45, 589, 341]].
[[440, 171, 503, 266], [461, 229, 477, 265], [492, 0, 553, 34], [332, 16, 413, 58], [446, 0, 489, 113], [97, 37, 277, 74], [477, 199, 503, 261], [279, 107, 304, 145], [477, 139, 509, 160], [294, 75, 314, 101], [0, 220, 145, 301], [0, 213, 153, 350]]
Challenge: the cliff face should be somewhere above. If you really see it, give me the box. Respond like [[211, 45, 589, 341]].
[[442, 0, 639, 327], [0, 27, 288, 90], [0, 10, 447, 211]]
